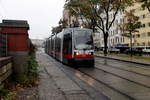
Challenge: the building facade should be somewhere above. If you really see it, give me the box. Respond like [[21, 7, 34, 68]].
[[108, 11, 126, 47], [125, 3, 150, 47]]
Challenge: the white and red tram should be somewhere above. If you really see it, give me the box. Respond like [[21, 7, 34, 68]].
[[45, 28, 95, 67]]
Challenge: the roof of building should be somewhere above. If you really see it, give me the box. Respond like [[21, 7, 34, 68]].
[[0, 20, 30, 30]]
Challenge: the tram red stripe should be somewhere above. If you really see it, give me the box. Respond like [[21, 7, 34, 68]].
[[63, 54, 73, 58], [49, 51, 94, 58]]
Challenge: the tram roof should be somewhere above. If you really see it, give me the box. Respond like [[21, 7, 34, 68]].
[[46, 28, 92, 40]]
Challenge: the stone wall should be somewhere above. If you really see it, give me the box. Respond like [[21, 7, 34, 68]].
[[0, 57, 12, 89], [8, 52, 28, 74]]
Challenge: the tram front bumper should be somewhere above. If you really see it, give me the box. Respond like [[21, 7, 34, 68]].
[[72, 58, 95, 66]]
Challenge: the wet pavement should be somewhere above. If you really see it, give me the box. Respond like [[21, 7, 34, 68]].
[[96, 54, 150, 65], [17, 88, 39, 100], [37, 51, 150, 100], [37, 52, 93, 100]]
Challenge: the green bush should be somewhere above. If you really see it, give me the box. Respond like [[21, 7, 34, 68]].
[[14, 52, 39, 85], [0, 89, 17, 100], [0, 89, 9, 97], [27, 53, 39, 81]]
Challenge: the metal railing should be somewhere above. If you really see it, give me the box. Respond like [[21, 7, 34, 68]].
[[0, 34, 7, 57]]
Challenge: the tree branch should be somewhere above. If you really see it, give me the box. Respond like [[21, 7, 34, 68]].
[[108, 1, 121, 30], [105, 0, 111, 31], [147, 6, 150, 13]]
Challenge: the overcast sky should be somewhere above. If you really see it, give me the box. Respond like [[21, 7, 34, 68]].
[[0, 0, 65, 40]]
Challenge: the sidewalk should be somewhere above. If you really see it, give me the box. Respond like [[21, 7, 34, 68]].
[[36, 52, 92, 100], [96, 53, 150, 66]]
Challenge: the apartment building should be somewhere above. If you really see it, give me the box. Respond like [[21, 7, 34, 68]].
[[108, 11, 125, 47], [125, 3, 150, 47]]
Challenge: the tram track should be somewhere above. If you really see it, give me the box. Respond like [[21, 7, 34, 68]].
[[77, 67, 150, 100], [60, 66, 134, 100], [47, 56, 134, 100], [47, 55, 150, 100], [95, 58, 150, 77], [95, 60, 150, 78], [47, 56, 109, 100], [96, 55, 150, 66], [73, 68, 136, 100], [94, 59, 150, 88], [95, 57, 150, 70], [95, 61, 150, 78], [93, 65, 150, 89]]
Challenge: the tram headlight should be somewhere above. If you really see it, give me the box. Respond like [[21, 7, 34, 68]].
[[74, 52, 80, 55], [76, 52, 79, 55], [88, 52, 94, 55]]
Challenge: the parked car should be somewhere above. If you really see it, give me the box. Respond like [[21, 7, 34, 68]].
[[142, 46, 150, 54], [108, 47, 120, 54], [125, 47, 143, 56]]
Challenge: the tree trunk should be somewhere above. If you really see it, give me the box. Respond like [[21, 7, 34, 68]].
[[104, 33, 108, 56], [91, 19, 96, 33]]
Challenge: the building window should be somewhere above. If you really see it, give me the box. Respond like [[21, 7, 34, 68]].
[[142, 42, 145, 46], [116, 20, 118, 25], [136, 34, 140, 38], [148, 42, 150, 46], [148, 32, 150, 37], [148, 22, 150, 27], [116, 29, 118, 34], [120, 37, 122, 43], [122, 37, 124, 43], [141, 33, 146, 37], [141, 24, 145, 28], [143, 15, 145, 18], [147, 13, 150, 17], [113, 30, 115, 35]]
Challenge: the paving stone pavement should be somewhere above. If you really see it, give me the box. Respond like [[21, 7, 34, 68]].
[[37, 52, 93, 100], [17, 88, 39, 100]]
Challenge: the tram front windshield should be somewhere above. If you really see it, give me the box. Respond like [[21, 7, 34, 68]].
[[74, 30, 93, 50]]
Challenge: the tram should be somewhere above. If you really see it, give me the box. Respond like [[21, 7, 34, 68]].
[[45, 28, 95, 67]]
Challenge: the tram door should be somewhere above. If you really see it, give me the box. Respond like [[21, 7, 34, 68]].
[[63, 31, 72, 64]]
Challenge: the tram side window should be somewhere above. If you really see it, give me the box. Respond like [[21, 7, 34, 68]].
[[63, 33, 72, 54], [52, 37, 54, 51], [55, 37, 58, 52], [57, 38, 61, 53]]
